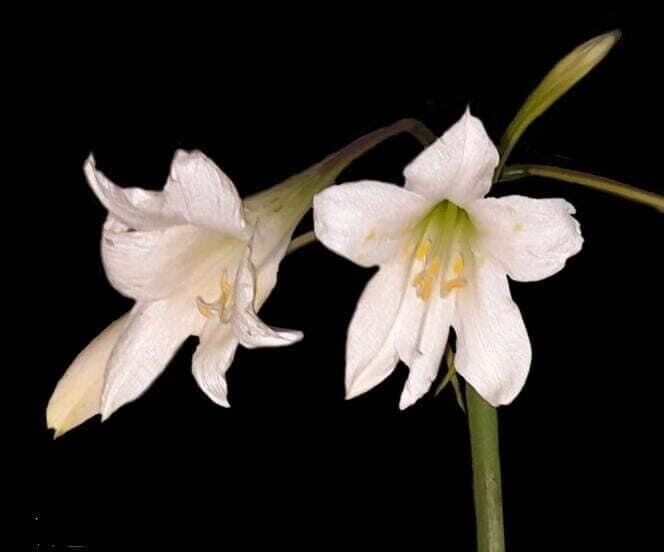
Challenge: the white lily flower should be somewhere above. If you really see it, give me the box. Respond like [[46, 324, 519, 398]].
[[48, 150, 308, 436], [314, 109, 583, 409], [48, 119, 432, 436]]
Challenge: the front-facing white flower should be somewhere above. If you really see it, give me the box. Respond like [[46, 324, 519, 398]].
[[314, 110, 583, 408], [48, 150, 306, 435]]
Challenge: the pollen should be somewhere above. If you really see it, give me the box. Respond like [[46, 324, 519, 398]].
[[196, 297, 215, 318], [197, 271, 234, 320], [365, 228, 377, 241], [415, 239, 431, 261], [452, 253, 464, 276], [441, 277, 467, 296], [513, 221, 523, 231], [412, 255, 442, 301], [220, 271, 233, 299]]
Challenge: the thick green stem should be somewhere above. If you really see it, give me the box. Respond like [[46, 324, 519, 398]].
[[466, 385, 505, 552]]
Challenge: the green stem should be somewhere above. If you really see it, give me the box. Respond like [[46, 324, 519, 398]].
[[500, 164, 664, 212], [466, 385, 505, 552]]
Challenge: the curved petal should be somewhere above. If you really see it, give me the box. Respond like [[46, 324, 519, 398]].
[[314, 181, 430, 268], [345, 259, 409, 399], [86, 151, 249, 239], [453, 259, 531, 406], [397, 292, 455, 410], [47, 314, 129, 437], [403, 109, 499, 205], [102, 219, 227, 301], [100, 296, 203, 420], [163, 150, 249, 239], [231, 247, 303, 349], [467, 195, 583, 282], [84, 155, 166, 231], [192, 319, 238, 407]]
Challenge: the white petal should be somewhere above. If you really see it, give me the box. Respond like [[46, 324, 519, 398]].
[[453, 259, 531, 406], [86, 151, 249, 240], [84, 155, 167, 231], [47, 314, 129, 437], [397, 292, 455, 410], [101, 296, 202, 419], [163, 150, 249, 239], [345, 260, 409, 399], [467, 195, 583, 282], [252, 228, 291, 308], [314, 181, 430, 268], [102, 219, 215, 301], [231, 247, 303, 348], [403, 109, 499, 205], [192, 319, 238, 407]]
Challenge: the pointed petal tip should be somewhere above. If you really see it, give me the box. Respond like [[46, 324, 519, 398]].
[[344, 380, 363, 401], [50, 426, 64, 440], [99, 403, 115, 423], [83, 154, 97, 180], [398, 391, 417, 411], [289, 330, 304, 344]]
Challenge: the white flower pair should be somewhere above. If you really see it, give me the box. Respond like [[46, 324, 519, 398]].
[[48, 111, 582, 436]]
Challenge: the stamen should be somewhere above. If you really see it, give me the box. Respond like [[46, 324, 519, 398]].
[[415, 239, 431, 261], [412, 255, 442, 301], [220, 272, 232, 298], [196, 297, 216, 318], [412, 270, 425, 287], [441, 277, 467, 296], [427, 256, 442, 278], [196, 271, 235, 321], [452, 253, 464, 276]]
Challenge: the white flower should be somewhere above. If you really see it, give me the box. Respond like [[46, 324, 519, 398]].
[[313, 109, 583, 409], [48, 150, 309, 436]]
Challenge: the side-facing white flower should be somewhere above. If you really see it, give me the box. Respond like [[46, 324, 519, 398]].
[[48, 150, 306, 436], [314, 110, 583, 409], [48, 118, 430, 436]]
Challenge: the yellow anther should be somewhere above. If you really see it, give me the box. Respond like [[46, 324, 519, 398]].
[[415, 239, 431, 261], [452, 253, 464, 276], [412, 256, 442, 301], [441, 277, 467, 296], [427, 256, 442, 278], [197, 271, 234, 320], [220, 272, 232, 298], [418, 278, 434, 301], [196, 298, 214, 318]]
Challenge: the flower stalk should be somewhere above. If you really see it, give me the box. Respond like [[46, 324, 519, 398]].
[[466, 384, 505, 552]]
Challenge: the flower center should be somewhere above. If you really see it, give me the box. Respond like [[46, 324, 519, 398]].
[[410, 200, 474, 301], [196, 270, 234, 322]]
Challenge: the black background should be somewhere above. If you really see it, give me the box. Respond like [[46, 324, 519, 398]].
[[27, 6, 662, 550]]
